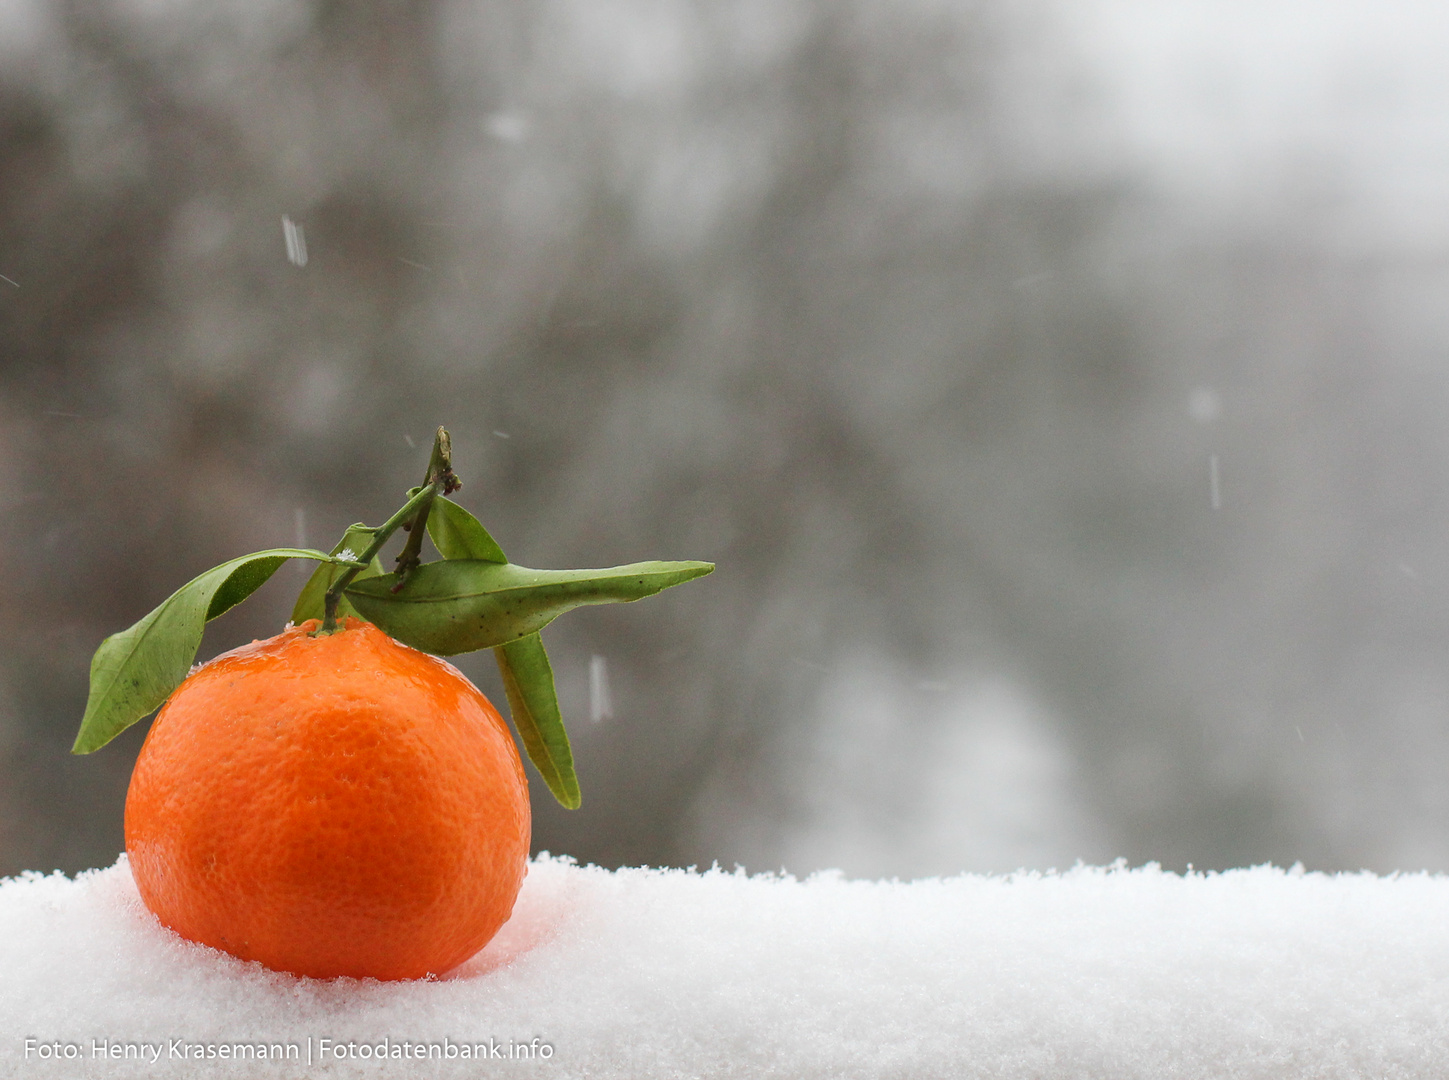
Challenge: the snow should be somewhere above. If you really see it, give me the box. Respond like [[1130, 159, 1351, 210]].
[[3, 856, 1449, 1078]]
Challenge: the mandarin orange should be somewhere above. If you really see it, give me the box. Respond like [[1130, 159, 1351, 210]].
[[123, 617, 530, 980]]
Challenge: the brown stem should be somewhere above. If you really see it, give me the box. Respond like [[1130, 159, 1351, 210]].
[[317, 426, 459, 631], [390, 426, 457, 590]]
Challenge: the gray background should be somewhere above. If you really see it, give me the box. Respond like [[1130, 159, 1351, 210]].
[[4, 0, 1449, 880]]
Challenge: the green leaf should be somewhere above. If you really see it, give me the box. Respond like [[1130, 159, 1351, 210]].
[[290, 524, 384, 624], [419, 499, 580, 807], [208, 556, 289, 621], [427, 496, 507, 563], [495, 634, 580, 809], [74, 547, 348, 755], [343, 559, 715, 656]]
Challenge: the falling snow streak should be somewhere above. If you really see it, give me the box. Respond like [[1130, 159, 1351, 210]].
[[282, 216, 307, 267], [590, 655, 612, 723]]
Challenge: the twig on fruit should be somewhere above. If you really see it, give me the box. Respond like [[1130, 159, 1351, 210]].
[[390, 427, 456, 591], [317, 428, 459, 633]]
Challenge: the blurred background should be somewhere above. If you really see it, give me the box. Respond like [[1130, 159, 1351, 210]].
[[4, 0, 1449, 880]]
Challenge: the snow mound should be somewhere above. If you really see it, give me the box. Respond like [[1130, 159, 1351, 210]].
[[3, 855, 1448, 1078]]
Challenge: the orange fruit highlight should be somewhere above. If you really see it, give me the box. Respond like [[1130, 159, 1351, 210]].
[[124, 617, 530, 980]]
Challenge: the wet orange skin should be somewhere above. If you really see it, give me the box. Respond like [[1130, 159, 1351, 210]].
[[124, 618, 530, 980]]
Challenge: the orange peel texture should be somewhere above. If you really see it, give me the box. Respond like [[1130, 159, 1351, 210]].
[[124, 617, 530, 980]]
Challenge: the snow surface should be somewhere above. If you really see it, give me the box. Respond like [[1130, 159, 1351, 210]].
[[3, 855, 1449, 1079]]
